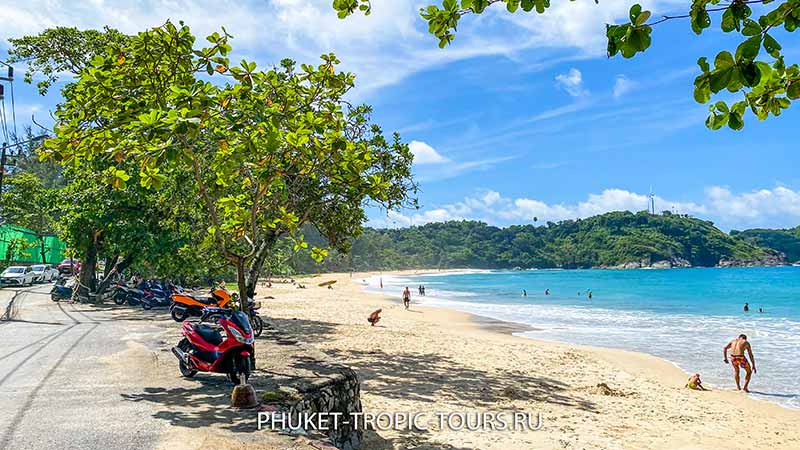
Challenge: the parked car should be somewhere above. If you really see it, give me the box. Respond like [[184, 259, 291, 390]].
[[1, 266, 36, 286], [57, 259, 81, 274], [31, 264, 58, 283]]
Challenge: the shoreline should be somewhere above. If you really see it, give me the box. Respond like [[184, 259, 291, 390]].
[[372, 267, 800, 410], [261, 271, 800, 449]]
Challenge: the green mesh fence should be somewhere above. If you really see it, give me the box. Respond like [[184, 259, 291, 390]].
[[0, 224, 67, 265]]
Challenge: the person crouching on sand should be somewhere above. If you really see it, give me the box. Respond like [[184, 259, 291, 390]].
[[686, 373, 707, 391], [368, 309, 382, 326], [724, 334, 757, 392], [403, 287, 411, 310]]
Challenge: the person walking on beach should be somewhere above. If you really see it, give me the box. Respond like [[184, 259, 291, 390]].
[[723, 334, 757, 392], [403, 287, 411, 310]]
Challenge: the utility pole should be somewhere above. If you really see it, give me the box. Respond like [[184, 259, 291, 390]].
[[0, 142, 6, 195]]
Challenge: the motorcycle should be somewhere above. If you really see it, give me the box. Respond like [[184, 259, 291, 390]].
[[205, 296, 264, 338], [170, 287, 232, 322], [171, 307, 255, 384], [50, 279, 73, 302], [111, 282, 132, 305], [50, 277, 97, 303]]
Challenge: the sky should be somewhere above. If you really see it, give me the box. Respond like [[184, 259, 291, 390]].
[[1, 0, 799, 231]]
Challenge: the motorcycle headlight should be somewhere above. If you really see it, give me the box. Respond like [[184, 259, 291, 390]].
[[228, 326, 253, 344]]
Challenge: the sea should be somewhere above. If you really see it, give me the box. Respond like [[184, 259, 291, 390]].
[[365, 267, 800, 409]]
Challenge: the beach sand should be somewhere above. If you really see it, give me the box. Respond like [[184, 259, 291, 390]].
[[259, 271, 800, 449]]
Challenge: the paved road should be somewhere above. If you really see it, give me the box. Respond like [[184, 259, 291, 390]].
[[0, 285, 171, 450]]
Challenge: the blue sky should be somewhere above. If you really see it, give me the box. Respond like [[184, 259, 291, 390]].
[[1, 0, 799, 231]]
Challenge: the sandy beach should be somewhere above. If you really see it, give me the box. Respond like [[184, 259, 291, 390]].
[[259, 271, 800, 449]]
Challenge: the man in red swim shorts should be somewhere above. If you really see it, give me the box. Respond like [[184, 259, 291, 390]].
[[723, 334, 757, 392]]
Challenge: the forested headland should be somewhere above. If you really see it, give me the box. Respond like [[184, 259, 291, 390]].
[[291, 211, 794, 273]]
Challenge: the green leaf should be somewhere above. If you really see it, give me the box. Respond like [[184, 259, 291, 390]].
[[635, 10, 651, 26], [788, 81, 800, 100], [721, 9, 736, 32], [697, 57, 710, 73], [629, 4, 642, 23], [735, 36, 761, 62], [714, 51, 734, 70], [763, 34, 781, 58], [728, 112, 744, 130], [742, 19, 761, 36]]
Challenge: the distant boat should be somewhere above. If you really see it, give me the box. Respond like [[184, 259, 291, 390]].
[[793, 262, 800, 267]]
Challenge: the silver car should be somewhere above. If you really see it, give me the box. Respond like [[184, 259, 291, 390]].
[[31, 264, 58, 283], [1, 266, 35, 286]]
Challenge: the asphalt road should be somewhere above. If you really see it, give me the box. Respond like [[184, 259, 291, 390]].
[[0, 284, 171, 450]]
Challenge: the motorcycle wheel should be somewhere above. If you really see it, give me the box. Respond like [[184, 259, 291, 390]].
[[142, 300, 153, 310], [171, 308, 189, 322], [113, 294, 126, 305], [177, 339, 197, 378], [51, 293, 60, 302], [250, 315, 264, 337], [228, 355, 251, 385]]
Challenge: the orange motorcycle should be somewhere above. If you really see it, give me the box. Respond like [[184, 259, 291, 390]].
[[170, 287, 232, 322]]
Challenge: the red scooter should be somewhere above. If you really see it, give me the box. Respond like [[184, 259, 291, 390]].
[[171, 308, 255, 384]]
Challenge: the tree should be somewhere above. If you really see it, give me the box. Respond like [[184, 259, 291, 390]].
[[8, 27, 207, 298], [40, 22, 416, 303], [4, 236, 36, 264], [7, 26, 128, 95], [57, 160, 201, 297], [334, 1, 800, 131], [0, 172, 58, 263]]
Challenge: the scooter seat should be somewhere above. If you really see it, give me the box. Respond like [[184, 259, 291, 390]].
[[194, 324, 224, 346]]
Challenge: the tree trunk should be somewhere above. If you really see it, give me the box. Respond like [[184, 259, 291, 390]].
[[244, 234, 277, 299], [39, 237, 47, 264], [79, 241, 98, 301], [96, 255, 133, 295], [235, 256, 247, 312]]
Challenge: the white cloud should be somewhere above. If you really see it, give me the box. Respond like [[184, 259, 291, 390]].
[[375, 186, 800, 230], [408, 140, 448, 164], [705, 186, 800, 227], [0, 0, 689, 97], [555, 68, 588, 97], [613, 74, 636, 98]]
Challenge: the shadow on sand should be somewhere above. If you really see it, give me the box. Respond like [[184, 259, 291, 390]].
[[315, 348, 596, 411], [121, 376, 259, 433]]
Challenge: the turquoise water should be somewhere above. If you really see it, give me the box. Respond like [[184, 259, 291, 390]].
[[367, 267, 800, 408]]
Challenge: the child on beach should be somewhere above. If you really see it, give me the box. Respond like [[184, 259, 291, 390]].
[[367, 309, 382, 326], [686, 373, 707, 391]]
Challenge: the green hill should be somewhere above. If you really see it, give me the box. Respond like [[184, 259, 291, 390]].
[[291, 211, 786, 272], [733, 226, 800, 263]]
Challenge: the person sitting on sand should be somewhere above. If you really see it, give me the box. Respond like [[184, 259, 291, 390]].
[[367, 309, 382, 326], [403, 286, 411, 310], [686, 373, 707, 391], [723, 334, 757, 392]]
